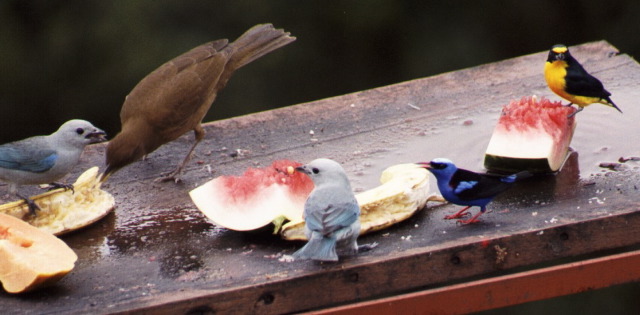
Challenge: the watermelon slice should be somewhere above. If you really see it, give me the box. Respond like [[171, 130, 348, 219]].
[[189, 160, 314, 231], [484, 96, 576, 173]]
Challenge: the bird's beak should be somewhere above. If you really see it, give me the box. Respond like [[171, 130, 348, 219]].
[[99, 171, 111, 183], [295, 165, 309, 174], [86, 129, 108, 144], [555, 53, 565, 61], [416, 162, 431, 169]]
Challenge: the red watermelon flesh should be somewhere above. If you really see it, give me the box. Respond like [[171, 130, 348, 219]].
[[189, 160, 314, 231], [484, 96, 576, 173]]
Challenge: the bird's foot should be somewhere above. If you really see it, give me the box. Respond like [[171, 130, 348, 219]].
[[17, 193, 40, 216], [445, 213, 469, 220], [456, 218, 482, 225], [456, 211, 484, 225], [47, 182, 75, 194], [156, 169, 184, 183], [567, 106, 582, 118], [156, 138, 200, 184], [444, 206, 472, 220], [445, 211, 471, 220], [357, 242, 378, 253]]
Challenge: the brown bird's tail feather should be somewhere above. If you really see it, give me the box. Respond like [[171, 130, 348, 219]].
[[227, 23, 296, 70]]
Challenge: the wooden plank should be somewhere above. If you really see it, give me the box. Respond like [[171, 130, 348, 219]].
[[110, 210, 640, 314], [1, 41, 639, 314], [308, 249, 640, 315]]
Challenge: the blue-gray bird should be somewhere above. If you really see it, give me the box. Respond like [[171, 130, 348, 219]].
[[0, 119, 107, 214], [293, 158, 369, 262]]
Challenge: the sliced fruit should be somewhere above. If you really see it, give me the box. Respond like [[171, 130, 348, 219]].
[[484, 96, 576, 173], [189, 160, 314, 231], [280, 163, 445, 241], [191, 162, 444, 237], [0, 212, 78, 293], [0, 167, 115, 236]]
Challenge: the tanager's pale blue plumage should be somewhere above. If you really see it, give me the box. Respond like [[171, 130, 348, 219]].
[[293, 158, 361, 262], [0, 119, 106, 214]]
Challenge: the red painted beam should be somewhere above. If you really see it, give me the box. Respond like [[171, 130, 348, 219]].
[[309, 249, 640, 314]]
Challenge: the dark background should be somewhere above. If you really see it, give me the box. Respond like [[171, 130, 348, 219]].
[[1, 1, 640, 312], [0, 0, 638, 143]]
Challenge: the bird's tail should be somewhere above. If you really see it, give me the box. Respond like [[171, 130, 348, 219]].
[[292, 233, 338, 262], [602, 96, 622, 113], [227, 24, 296, 70], [502, 171, 533, 183]]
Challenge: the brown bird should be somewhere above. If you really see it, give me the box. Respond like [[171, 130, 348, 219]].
[[104, 24, 295, 182]]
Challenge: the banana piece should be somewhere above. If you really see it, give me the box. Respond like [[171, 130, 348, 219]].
[[0, 167, 115, 236], [280, 163, 444, 240]]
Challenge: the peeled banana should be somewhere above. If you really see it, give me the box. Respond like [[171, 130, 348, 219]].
[[0, 167, 115, 236], [280, 163, 444, 240]]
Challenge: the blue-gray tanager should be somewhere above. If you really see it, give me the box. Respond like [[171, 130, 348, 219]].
[[0, 119, 107, 214], [293, 158, 375, 262]]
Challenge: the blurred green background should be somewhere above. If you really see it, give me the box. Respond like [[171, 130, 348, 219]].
[[0, 0, 638, 142]]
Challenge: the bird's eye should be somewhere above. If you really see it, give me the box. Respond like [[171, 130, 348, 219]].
[[430, 162, 447, 170], [76, 128, 85, 135], [312, 168, 320, 174]]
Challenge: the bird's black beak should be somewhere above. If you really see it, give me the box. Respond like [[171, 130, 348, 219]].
[[416, 162, 431, 169], [295, 165, 310, 174], [86, 129, 108, 144], [547, 51, 565, 63]]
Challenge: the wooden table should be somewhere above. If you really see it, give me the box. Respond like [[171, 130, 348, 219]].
[[2, 41, 639, 314]]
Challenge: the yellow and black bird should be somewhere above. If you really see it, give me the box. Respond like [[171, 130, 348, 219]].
[[544, 44, 621, 117]]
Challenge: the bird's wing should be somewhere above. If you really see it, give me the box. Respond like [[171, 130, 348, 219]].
[[121, 40, 231, 132], [564, 62, 610, 98], [0, 141, 57, 173], [450, 169, 513, 201], [453, 180, 478, 195], [305, 201, 359, 236]]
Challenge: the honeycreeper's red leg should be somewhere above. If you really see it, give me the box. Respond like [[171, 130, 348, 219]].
[[445, 206, 471, 220], [457, 211, 484, 225]]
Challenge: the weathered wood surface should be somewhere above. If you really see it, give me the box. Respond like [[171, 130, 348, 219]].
[[313, 249, 640, 314], [2, 41, 639, 314]]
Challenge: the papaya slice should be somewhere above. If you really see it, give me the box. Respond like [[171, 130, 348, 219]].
[[0, 213, 77, 293]]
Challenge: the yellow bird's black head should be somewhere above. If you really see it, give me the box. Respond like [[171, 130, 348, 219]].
[[547, 44, 570, 63]]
